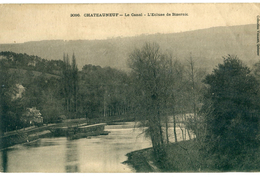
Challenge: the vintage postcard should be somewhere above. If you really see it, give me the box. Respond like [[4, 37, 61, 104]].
[[0, 3, 260, 173]]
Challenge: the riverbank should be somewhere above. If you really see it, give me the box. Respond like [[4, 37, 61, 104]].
[[0, 115, 135, 150], [124, 139, 203, 172], [124, 139, 260, 172], [0, 125, 54, 150]]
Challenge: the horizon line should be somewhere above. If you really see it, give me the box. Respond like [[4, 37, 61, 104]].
[[0, 23, 255, 45]]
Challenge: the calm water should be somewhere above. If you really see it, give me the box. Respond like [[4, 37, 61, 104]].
[[0, 121, 192, 172]]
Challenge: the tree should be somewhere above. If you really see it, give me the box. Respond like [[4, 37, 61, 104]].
[[171, 60, 186, 142], [71, 53, 79, 118], [22, 107, 43, 126], [0, 64, 27, 132], [184, 55, 207, 141], [202, 55, 260, 170], [128, 43, 174, 162], [61, 53, 79, 118], [78, 64, 132, 119], [62, 53, 71, 112], [40, 89, 64, 123]]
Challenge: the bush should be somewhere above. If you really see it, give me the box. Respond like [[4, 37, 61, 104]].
[[201, 55, 260, 171]]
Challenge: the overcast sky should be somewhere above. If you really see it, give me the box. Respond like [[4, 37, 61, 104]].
[[0, 4, 259, 44]]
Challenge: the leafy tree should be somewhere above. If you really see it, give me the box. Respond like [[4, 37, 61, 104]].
[[78, 64, 132, 119], [202, 55, 260, 170], [22, 107, 43, 126], [0, 67, 25, 132], [40, 89, 64, 123], [71, 53, 79, 117], [61, 53, 79, 118]]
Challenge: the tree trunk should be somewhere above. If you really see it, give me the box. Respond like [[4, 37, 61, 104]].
[[189, 55, 198, 141], [187, 129, 191, 140], [165, 116, 169, 144], [66, 94, 68, 113], [179, 126, 184, 141], [173, 114, 177, 142]]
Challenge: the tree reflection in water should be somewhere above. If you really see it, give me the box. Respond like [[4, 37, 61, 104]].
[[65, 139, 79, 172], [1, 149, 8, 172]]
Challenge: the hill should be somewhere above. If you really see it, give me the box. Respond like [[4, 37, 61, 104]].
[[0, 24, 258, 71]]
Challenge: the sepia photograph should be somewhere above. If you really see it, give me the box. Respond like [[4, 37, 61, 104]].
[[1, 3, 260, 173]]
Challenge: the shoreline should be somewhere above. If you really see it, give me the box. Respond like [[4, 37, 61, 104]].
[[124, 139, 260, 172], [123, 147, 159, 172], [0, 116, 135, 150], [123, 139, 203, 172]]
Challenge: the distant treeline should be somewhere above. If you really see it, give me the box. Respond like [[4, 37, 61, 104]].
[[0, 51, 64, 75], [0, 51, 137, 132], [0, 49, 199, 132]]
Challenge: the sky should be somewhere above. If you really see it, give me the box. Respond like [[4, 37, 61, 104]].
[[0, 3, 260, 44]]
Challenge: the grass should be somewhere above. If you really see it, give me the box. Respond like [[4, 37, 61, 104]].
[[124, 140, 202, 172], [124, 139, 260, 172]]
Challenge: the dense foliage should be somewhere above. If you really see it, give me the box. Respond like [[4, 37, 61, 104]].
[[0, 51, 135, 131], [0, 51, 63, 75], [202, 55, 260, 170]]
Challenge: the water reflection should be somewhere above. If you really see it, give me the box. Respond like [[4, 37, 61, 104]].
[[1, 149, 8, 172], [0, 122, 192, 172], [65, 139, 79, 172]]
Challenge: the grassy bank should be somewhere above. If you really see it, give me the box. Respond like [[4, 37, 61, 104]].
[[124, 140, 202, 172], [124, 139, 260, 172]]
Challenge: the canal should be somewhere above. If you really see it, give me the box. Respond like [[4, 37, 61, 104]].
[[0, 121, 192, 172]]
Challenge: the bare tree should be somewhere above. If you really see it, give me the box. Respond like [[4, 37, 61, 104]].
[[128, 43, 174, 160], [185, 54, 207, 141]]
